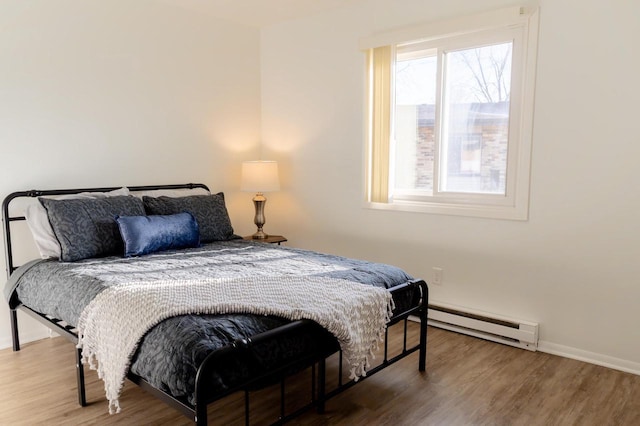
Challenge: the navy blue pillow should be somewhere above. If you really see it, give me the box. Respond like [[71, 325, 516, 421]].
[[116, 212, 200, 257]]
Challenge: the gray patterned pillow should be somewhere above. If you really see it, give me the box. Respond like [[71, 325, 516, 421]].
[[142, 193, 235, 243], [40, 196, 145, 262]]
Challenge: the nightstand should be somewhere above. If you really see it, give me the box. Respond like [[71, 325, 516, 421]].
[[243, 235, 287, 245]]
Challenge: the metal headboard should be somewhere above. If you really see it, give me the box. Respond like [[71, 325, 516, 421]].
[[2, 183, 210, 279]]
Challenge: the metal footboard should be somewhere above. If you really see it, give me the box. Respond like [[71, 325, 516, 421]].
[[189, 278, 428, 425]]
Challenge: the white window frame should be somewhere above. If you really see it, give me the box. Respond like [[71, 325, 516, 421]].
[[362, 6, 539, 220]]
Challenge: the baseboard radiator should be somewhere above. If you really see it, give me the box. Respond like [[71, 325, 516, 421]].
[[427, 303, 539, 351]]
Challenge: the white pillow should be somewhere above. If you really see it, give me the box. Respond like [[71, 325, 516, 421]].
[[130, 187, 210, 198], [25, 187, 130, 259]]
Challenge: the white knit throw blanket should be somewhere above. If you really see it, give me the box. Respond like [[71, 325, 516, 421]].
[[76, 275, 394, 414]]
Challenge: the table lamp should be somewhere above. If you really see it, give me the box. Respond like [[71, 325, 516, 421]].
[[241, 160, 280, 239]]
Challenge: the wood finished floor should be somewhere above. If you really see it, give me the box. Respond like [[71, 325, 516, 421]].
[[1, 323, 639, 425]]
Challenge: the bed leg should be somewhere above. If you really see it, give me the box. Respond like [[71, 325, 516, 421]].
[[195, 404, 208, 426], [418, 309, 428, 371], [10, 309, 20, 351], [317, 358, 326, 414], [280, 379, 286, 420], [244, 390, 250, 426], [75, 347, 87, 406], [418, 281, 429, 372]]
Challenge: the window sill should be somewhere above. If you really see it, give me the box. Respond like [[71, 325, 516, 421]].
[[364, 199, 528, 221]]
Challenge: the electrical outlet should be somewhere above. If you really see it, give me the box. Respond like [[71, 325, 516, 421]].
[[433, 267, 443, 286]]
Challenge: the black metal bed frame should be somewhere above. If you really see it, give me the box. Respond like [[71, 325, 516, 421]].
[[2, 183, 428, 425]]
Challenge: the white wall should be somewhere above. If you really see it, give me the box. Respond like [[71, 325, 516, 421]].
[[260, 0, 640, 372], [0, 0, 262, 347]]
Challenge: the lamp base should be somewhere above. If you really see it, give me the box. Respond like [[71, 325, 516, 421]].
[[251, 230, 269, 239], [252, 193, 269, 239]]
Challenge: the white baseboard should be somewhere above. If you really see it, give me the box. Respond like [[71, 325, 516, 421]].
[[0, 329, 51, 351], [412, 315, 640, 377], [537, 340, 640, 376]]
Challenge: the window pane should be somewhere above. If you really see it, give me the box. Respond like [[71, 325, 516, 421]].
[[441, 42, 512, 194], [393, 54, 437, 194]]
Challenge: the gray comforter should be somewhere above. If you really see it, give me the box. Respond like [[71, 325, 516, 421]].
[[6, 240, 416, 404]]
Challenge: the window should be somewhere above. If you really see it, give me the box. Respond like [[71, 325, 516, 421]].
[[364, 7, 539, 220]]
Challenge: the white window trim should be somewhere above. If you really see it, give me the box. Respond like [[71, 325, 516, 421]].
[[362, 6, 539, 221]]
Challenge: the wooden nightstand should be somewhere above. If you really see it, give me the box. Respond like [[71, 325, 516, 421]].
[[243, 235, 288, 245]]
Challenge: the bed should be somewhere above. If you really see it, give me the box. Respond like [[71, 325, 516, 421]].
[[2, 183, 428, 425]]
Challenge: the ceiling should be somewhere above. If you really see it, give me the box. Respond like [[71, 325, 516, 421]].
[[157, 0, 358, 28]]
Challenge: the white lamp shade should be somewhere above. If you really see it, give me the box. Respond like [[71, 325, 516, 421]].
[[241, 161, 280, 192]]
